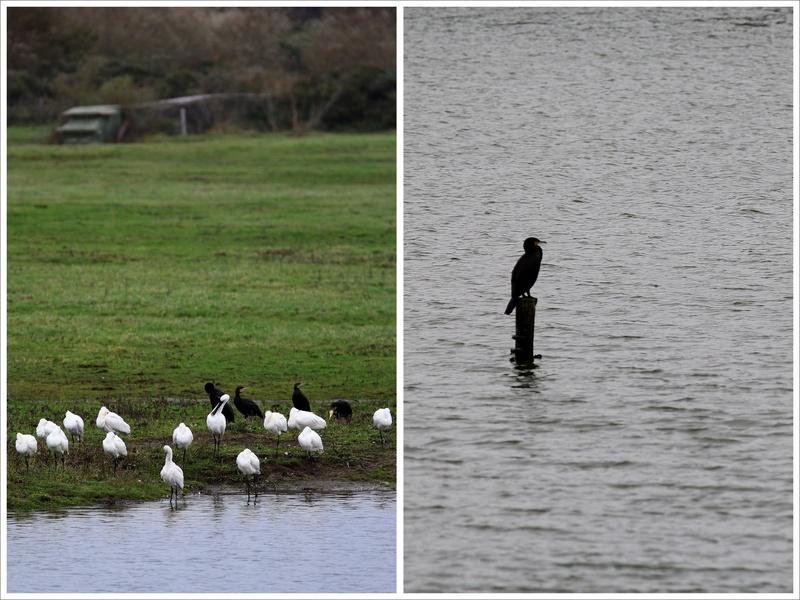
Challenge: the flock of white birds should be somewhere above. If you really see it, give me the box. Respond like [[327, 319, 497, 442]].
[[15, 395, 393, 505]]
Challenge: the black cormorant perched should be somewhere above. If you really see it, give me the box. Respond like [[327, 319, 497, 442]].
[[504, 237, 545, 315], [205, 382, 235, 423], [292, 382, 312, 412], [329, 400, 353, 422], [233, 386, 265, 419]]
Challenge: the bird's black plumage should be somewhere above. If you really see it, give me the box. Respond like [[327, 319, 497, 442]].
[[205, 382, 235, 423], [504, 237, 545, 315], [292, 383, 311, 412], [233, 386, 264, 419], [329, 399, 353, 422]]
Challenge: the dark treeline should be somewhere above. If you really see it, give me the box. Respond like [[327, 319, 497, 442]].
[[7, 7, 396, 133]]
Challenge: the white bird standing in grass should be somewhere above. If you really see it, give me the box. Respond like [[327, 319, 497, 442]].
[[160, 445, 184, 507], [102, 431, 128, 473], [15, 433, 38, 472], [172, 422, 194, 462], [298, 426, 323, 457], [96, 406, 131, 435], [373, 408, 392, 445], [207, 394, 230, 458], [46, 427, 69, 470], [36, 418, 58, 440], [236, 448, 261, 503], [263, 411, 288, 457], [63, 411, 85, 444], [288, 407, 327, 431]]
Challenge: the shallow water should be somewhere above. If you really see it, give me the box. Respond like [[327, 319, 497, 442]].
[[7, 489, 396, 594], [403, 6, 793, 593]]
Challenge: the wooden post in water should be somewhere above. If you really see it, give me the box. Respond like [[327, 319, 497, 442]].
[[512, 296, 536, 363]]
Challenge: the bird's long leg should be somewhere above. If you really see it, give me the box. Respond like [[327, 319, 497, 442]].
[[245, 477, 250, 504], [379, 430, 384, 445], [254, 474, 258, 501], [25, 456, 30, 473], [275, 435, 280, 457], [183, 448, 187, 463]]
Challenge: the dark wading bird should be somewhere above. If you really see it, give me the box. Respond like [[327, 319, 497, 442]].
[[292, 382, 312, 412], [504, 237, 545, 315], [234, 386, 264, 419], [329, 400, 353, 422], [205, 382, 235, 424]]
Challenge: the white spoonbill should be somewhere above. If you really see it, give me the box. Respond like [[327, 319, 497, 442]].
[[46, 427, 69, 470], [172, 422, 194, 462], [63, 411, 85, 444], [15, 433, 38, 472], [298, 426, 323, 457], [288, 407, 327, 431], [373, 408, 392, 445], [206, 394, 230, 458], [160, 445, 184, 507], [236, 448, 261, 503], [102, 431, 128, 473], [96, 406, 131, 435], [263, 411, 288, 457], [36, 418, 58, 440]]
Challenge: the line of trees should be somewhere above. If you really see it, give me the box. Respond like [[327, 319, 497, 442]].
[[7, 7, 396, 133]]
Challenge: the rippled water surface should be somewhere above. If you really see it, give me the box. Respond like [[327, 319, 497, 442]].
[[403, 7, 793, 593], [7, 490, 395, 593]]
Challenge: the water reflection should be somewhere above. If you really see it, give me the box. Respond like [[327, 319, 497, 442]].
[[8, 490, 396, 594]]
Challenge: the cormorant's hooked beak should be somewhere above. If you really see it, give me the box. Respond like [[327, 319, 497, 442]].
[[537, 240, 546, 245]]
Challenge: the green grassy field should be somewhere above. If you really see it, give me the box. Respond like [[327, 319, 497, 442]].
[[5, 129, 396, 510]]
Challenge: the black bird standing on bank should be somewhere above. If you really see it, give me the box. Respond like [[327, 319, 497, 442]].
[[329, 399, 353, 422], [504, 237, 545, 315], [234, 386, 264, 419], [292, 382, 312, 412], [205, 382, 235, 423]]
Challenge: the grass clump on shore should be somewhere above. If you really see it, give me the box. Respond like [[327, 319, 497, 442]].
[[6, 129, 396, 510]]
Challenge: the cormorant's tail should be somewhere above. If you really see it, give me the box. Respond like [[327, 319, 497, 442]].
[[504, 298, 517, 315]]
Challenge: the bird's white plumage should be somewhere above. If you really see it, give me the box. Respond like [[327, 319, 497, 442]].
[[161, 445, 184, 491], [172, 422, 193, 453], [207, 395, 229, 436], [207, 394, 230, 457], [373, 407, 392, 430], [263, 411, 288, 435], [46, 427, 69, 456], [96, 406, 131, 435], [288, 407, 327, 431], [16, 432, 38, 457], [236, 448, 261, 476], [298, 426, 323, 454], [63, 411, 85, 442], [102, 431, 127, 459], [36, 418, 58, 440]]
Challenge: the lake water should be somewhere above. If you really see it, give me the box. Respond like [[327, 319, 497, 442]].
[[403, 6, 794, 594], [7, 489, 396, 594]]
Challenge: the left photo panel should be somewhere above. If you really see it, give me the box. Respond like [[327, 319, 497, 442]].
[[4, 6, 397, 595]]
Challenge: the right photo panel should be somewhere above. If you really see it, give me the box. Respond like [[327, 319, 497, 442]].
[[403, 5, 794, 594]]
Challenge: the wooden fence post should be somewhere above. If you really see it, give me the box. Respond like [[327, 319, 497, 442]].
[[512, 296, 536, 363]]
